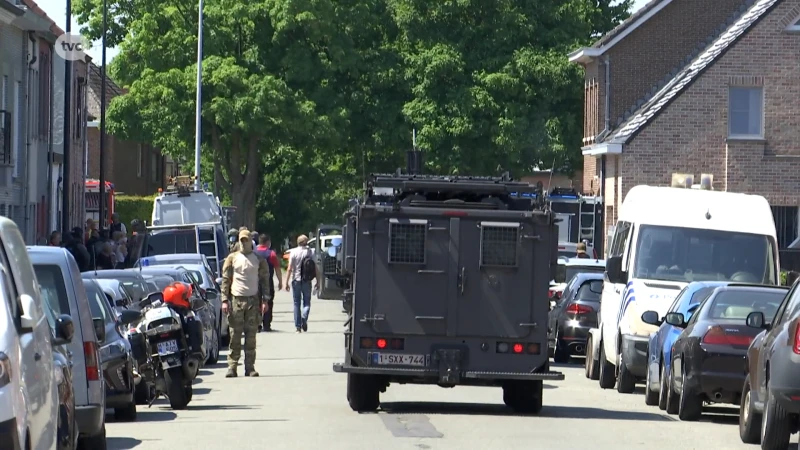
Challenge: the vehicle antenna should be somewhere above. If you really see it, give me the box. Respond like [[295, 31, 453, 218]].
[[546, 154, 558, 194], [412, 129, 417, 148]]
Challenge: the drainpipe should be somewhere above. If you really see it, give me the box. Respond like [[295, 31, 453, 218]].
[[598, 55, 610, 256], [23, 32, 37, 242], [46, 49, 54, 236]]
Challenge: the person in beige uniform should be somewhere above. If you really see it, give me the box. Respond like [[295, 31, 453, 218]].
[[221, 230, 270, 377]]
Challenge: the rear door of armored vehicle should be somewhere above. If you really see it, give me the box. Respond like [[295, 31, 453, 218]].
[[364, 210, 552, 340], [316, 224, 344, 300]]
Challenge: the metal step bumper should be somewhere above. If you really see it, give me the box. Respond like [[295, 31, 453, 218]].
[[332, 363, 564, 381]]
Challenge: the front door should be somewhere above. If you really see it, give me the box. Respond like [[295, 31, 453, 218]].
[[454, 218, 533, 338], [370, 217, 450, 335]]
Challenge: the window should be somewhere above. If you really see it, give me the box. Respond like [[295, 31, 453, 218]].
[[480, 223, 519, 267], [74, 82, 84, 140], [151, 151, 159, 182], [706, 289, 785, 321], [576, 280, 602, 301], [137, 144, 143, 177], [609, 221, 631, 257], [33, 264, 70, 328], [85, 282, 112, 323], [38, 52, 50, 139], [388, 219, 426, 264], [632, 225, 777, 284], [728, 87, 763, 138]]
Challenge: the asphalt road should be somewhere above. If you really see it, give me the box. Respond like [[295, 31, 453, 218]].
[[105, 290, 779, 450]]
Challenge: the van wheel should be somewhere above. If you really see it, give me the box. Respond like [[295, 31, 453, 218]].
[[77, 424, 107, 450], [616, 353, 636, 394], [114, 401, 137, 422], [598, 343, 616, 389], [346, 373, 380, 412], [739, 375, 761, 444], [584, 337, 593, 379], [503, 381, 543, 415], [761, 386, 791, 449]]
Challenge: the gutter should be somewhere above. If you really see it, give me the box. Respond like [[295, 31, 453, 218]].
[[23, 32, 36, 241]]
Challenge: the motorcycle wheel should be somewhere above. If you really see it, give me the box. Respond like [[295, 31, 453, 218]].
[[164, 368, 189, 410]]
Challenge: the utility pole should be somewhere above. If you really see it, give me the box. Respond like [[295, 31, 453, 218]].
[[193, 0, 204, 189], [99, 0, 107, 229], [61, 0, 72, 231]]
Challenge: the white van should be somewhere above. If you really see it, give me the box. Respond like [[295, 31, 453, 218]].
[[597, 181, 779, 394]]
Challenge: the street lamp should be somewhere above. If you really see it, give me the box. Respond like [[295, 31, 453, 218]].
[[193, 0, 204, 189], [61, 0, 72, 231]]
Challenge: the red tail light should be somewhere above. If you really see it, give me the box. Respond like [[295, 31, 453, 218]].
[[512, 343, 524, 353], [376, 338, 387, 349], [84, 341, 100, 381], [702, 326, 753, 346], [566, 303, 594, 314], [793, 321, 800, 355]]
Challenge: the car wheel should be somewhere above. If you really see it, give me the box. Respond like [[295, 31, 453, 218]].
[[665, 365, 679, 415], [552, 331, 570, 364], [584, 337, 593, 379], [616, 352, 636, 394], [677, 362, 703, 421], [206, 328, 219, 365], [598, 342, 616, 389], [346, 373, 380, 412], [761, 384, 791, 449], [644, 361, 659, 406], [77, 423, 107, 450], [114, 401, 137, 422], [658, 361, 668, 411], [503, 380, 543, 415], [739, 375, 761, 444]]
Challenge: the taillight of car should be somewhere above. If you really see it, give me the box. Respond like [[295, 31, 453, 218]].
[[702, 326, 753, 346], [566, 303, 594, 315], [84, 341, 101, 381]]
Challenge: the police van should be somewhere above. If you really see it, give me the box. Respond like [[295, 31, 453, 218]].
[[595, 174, 779, 393]]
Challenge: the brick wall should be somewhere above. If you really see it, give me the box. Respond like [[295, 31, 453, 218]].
[[86, 126, 165, 196], [621, 0, 800, 207], [520, 171, 583, 192], [67, 59, 88, 228]]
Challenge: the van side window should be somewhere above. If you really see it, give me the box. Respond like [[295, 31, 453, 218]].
[[0, 264, 19, 328], [0, 244, 21, 324], [609, 221, 631, 257]]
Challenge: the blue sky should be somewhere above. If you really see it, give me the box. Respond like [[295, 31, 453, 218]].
[[34, 0, 651, 65]]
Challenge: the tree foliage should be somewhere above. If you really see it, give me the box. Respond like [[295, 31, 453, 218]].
[[73, 0, 630, 239]]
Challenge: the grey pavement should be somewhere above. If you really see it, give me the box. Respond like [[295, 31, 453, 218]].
[[106, 290, 769, 449]]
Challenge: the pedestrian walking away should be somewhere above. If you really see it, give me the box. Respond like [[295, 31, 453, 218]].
[[285, 235, 320, 333], [221, 230, 270, 377], [254, 234, 283, 332], [575, 242, 590, 259]]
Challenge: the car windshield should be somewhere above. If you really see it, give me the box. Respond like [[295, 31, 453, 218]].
[[705, 289, 786, 321], [141, 258, 202, 266], [576, 281, 602, 301], [93, 275, 148, 301], [145, 231, 199, 256], [33, 265, 70, 329], [84, 282, 112, 324], [554, 264, 605, 284], [155, 194, 218, 225], [632, 225, 777, 284], [186, 270, 202, 285], [144, 275, 179, 290]]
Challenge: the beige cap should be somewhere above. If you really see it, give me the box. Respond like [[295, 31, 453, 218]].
[[576, 242, 587, 253], [297, 235, 309, 245], [238, 230, 251, 241]]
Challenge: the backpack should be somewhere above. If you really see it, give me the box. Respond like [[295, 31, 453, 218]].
[[299, 248, 316, 282]]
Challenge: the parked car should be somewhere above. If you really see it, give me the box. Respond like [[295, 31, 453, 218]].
[[740, 280, 800, 447], [29, 246, 108, 448], [82, 269, 150, 304], [134, 266, 219, 365], [549, 258, 605, 302], [548, 274, 603, 363], [660, 284, 787, 422], [141, 274, 177, 292], [84, 278, 142, 421], [142, 263, 223, 347], [51, 326, 78, 450], [90, 278, 136, 314], [640, 281, 732, 408], [0, 219, 64, 450]]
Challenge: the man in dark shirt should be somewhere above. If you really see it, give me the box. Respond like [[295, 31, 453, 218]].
[[254, 234, 283, 332]]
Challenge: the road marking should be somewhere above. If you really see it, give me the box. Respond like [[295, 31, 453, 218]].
[[380, 414, 444, 438]]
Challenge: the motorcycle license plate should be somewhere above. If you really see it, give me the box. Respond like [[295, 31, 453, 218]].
[[157, 339, 179, 356]]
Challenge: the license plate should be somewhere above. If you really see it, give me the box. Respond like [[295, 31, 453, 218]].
[[156, 339, 178, 356], [371, 353, 427, 367]]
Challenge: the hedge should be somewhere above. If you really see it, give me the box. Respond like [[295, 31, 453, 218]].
[[115, 195, 155, 228]]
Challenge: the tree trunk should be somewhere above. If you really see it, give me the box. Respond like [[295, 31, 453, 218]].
[[211, 125, 261, 229], [230, 183, 257, 229]]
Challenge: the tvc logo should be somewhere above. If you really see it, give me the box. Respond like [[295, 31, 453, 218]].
[[54, 34, 91, 61]]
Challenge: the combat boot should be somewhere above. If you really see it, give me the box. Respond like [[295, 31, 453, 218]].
[[225, 368, 237, 378], [245, 368, 259, 377]]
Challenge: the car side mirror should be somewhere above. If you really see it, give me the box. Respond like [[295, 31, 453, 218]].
[[119, 309, 142, 326], [53, 314, 75, 346], [589, 280, 603, 294], [19, 294, 39, 333], [205, 289, 218, 300], [664, 312, 686, 328], [215, 277, 223, 286], [114, 299, 127, 307], [146, 292, 164, 304], [93, 317, 106, 342], [641, 310, 662, 326], [746, 311, 768, 330], [606, 256, 627, 284]]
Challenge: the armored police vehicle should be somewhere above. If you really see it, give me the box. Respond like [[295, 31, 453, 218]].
[[330, 152, 564, 413]]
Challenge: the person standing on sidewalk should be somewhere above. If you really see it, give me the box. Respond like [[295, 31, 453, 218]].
[[284, 235, 320, 333], [221, 230, 270, 377], [254, 234, 282, 332]]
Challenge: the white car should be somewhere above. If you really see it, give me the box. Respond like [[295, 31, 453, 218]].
[[0, 218, 62, 449]]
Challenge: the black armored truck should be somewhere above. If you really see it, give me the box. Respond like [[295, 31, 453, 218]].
[[330, 151, 565, 414]]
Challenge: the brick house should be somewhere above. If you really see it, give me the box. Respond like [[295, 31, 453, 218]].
[[569, 0, 800, 253], [86, 62, 167, 200]]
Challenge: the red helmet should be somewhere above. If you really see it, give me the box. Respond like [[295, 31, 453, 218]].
[[163, 281, 191, 309]]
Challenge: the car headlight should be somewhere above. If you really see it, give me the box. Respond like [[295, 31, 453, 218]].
[[0, 352, 10, 387], [100, 342, 127, 361]]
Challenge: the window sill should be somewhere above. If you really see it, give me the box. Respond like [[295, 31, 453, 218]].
[[726, 136, 766, 143]]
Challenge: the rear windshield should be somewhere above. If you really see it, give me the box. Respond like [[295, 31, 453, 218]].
[[34, 265, 70, 328], [706, 290, 786, 321], [576, 281, 602, 301], [144, 231, 198, 256], [144, 275, 179, 291], [554, 264, 605, 284]]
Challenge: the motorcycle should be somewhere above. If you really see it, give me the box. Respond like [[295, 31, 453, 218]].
[[127, 291, 205, 410]]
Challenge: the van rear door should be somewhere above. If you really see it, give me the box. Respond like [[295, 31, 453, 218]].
[[369, 217, 450, 336]]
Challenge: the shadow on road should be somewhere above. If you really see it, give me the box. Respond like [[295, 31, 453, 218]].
[[380, 402, 676, 421], [192, 387, 212, 395], [699, 406, 739, 425], [188, 404, 256, 411], [543, 384, 557, 390], [134, 410, 177, 422], [107, 437, 142, 449]]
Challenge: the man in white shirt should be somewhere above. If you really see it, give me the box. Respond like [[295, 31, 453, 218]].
[[284, 235, 320, 333]]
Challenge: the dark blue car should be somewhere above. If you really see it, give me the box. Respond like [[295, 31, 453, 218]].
[[640, 281, 730, 409]]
